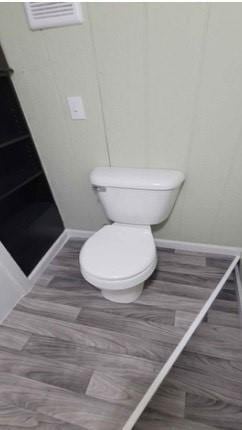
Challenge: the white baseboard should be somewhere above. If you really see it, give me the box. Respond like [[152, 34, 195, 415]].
[[154, 238, 242, 257], [27, 228, 241, 287], [66, 228, 242, 257], [28, 230, 69, 284], [65, 228, 95, 240]]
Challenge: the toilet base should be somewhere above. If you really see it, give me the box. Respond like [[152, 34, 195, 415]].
[[101, 282, 144, 303]]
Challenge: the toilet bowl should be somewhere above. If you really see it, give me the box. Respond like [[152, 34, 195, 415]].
[[80, 223, 157, 303], [80, 167, 184, 303]]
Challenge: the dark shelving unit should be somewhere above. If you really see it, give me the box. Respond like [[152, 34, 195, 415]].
[[0, 45, 64, 275], [0, 170, 42, 201], [0, 136, 42, 199]]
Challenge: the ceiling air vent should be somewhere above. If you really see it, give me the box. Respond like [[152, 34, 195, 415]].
[[24, 2, 83, 30]]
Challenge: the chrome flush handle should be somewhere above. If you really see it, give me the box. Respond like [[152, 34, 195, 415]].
[[93, 186, 106, 192]]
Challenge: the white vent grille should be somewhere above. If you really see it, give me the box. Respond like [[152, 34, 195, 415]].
[[24, 2, 83, 30]]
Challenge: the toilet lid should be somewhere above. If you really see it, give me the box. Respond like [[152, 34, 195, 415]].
[[80, 224, 156, 281]]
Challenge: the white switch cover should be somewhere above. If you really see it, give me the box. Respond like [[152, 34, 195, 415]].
[[67, 96, 86, 120]]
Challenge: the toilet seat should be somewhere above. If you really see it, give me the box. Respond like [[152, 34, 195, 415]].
[[80, 223, 157, 290]]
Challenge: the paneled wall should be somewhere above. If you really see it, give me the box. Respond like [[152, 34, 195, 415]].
[[1, 3, 242, 246]]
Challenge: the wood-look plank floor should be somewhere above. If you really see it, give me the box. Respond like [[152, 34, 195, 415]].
[[0, 238, 239, 429], [135, 275, 242, 429]]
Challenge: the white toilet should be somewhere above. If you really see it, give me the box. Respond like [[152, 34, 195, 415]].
[[80, 167, 184, 303]]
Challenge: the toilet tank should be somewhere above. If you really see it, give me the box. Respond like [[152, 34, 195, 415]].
[[90, 167, 185, 225]]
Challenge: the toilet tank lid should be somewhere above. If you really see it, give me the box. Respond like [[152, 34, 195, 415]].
[[90, 167, 185, 191]]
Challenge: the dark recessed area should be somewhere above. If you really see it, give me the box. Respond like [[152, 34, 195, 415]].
[[0, 47, 64, 275]]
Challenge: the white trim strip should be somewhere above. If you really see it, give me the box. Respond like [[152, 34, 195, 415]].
[[66, 228, 242, 257], [154, 238, 242, 257], [123, 254, 240, 430], [28, 230, 68, 284], [235, 265, 242, 326], [65, 228, 95, 240]]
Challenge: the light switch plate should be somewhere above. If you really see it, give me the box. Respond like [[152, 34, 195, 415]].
[[67, 96, 86, 120]]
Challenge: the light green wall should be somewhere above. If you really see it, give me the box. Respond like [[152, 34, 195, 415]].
[[1, 3, 242, 246]]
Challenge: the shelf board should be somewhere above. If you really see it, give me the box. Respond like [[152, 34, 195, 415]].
[[0, 67, 14, 76], [0, 134, 30, 149], [0, 170, 42, 202]]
